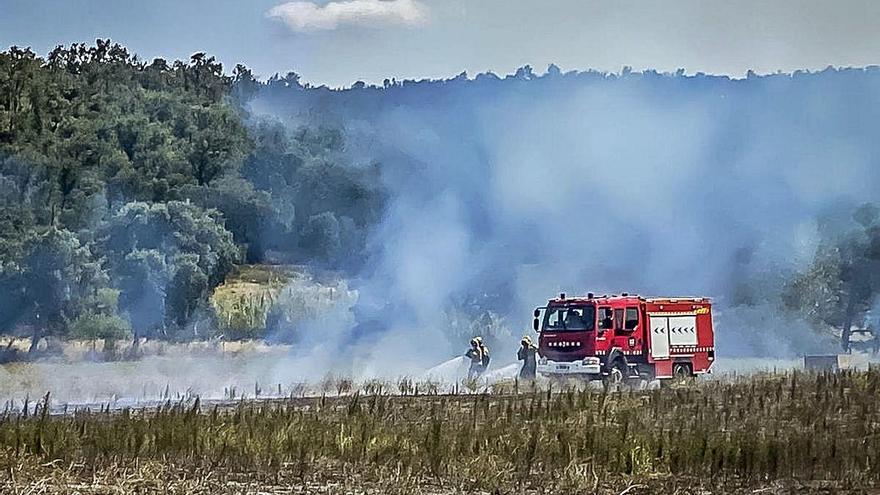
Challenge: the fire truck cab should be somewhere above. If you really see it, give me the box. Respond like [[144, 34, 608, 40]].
[[534, 293, 715, 382]]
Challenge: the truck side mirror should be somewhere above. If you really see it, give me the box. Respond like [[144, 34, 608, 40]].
[[533, 308, 541, 318], [533, 318, 540, 331]]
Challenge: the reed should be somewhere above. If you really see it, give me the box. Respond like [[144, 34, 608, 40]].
[[1, 370, 879, 493]]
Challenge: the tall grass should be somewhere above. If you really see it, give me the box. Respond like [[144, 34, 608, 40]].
[[1, 371, 879, 492], [210, 265, 354, 339]]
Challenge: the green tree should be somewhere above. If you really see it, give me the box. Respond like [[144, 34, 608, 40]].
[[784, 204, 880, 352], [15, 228, 109, 350], [100, 201, 240, 337], [164, 254, 208, 332], [181, 177, 275, 262]]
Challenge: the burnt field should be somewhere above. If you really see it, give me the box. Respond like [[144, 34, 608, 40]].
[[0, 371, 878, 494]]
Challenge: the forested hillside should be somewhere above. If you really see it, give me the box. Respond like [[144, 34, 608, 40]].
[[0, 41, 384, 349], [2, 40, 879, 360]]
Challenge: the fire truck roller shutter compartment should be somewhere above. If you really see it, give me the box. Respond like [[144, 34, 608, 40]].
[[667, 315, 698, 347], [649, 315, 670, 359]]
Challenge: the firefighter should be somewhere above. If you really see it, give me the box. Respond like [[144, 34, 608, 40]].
[[477, 337, 491, 372], [517, 335, 538, 380], [564, 308, 583, 328], [465, 338, 484, 379]]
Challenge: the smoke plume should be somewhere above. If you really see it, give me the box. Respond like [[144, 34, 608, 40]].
[[251, 67, 880, 366]]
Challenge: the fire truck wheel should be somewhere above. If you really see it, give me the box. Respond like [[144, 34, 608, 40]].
[[672, 363, 692, 380]]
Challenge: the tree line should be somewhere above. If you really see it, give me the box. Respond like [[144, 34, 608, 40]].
[[0, 41, 384, 351]]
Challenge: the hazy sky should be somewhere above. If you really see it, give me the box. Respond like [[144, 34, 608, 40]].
[[2, 0, 879, 87]]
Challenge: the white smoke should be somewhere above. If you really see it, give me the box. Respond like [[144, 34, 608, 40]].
[[252, 68, 880, 363]]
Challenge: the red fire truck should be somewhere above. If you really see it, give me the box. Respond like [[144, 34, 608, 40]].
[[533, 292, 715, 383]]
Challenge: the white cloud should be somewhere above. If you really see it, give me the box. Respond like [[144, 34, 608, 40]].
[[267, 0, 428, 32]]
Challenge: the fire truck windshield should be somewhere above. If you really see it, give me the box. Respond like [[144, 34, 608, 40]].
[[542, 305, 595, 331]]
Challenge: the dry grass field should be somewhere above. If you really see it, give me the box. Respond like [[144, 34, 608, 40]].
[[0, 370, 878, 494]]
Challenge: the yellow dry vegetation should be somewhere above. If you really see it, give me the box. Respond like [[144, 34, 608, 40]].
[[209, 265, 296, 337], [209, 264, 355, 339]]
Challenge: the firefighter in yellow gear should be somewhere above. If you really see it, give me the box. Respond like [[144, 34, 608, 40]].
[[518, 335, 538, 380], [465, 337, 490, 379]]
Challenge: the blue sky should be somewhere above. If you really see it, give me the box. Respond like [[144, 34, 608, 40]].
[[2, 0, 879, 87]]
